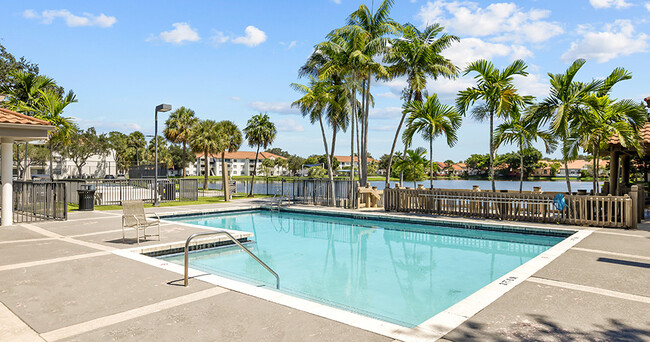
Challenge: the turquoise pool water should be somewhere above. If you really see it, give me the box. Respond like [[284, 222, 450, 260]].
[[160, 210, 566, 327]]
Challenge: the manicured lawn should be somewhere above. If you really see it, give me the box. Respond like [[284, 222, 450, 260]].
[[67, 193, 273, 212]]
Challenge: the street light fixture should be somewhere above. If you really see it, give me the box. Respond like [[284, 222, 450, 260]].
[[154, 104, 171, 206]]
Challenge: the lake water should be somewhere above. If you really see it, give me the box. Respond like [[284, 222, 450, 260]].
[[369, 179, 597, 192]]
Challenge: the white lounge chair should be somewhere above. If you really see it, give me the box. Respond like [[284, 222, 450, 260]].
[[121, 200, 161, 244]]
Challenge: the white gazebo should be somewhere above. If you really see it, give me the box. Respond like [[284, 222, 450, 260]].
[[0, 107, 54, 226]]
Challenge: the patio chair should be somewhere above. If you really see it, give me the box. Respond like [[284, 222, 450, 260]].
[[121, 200, 161, 244]]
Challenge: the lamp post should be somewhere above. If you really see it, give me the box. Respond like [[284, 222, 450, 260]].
[[154, 104, 171, 206]]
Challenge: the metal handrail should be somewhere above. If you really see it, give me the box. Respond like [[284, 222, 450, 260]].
[[184, 231, 280, 289]]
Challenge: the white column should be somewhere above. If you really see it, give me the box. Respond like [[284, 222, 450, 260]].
[[2, 140, 14, 226]]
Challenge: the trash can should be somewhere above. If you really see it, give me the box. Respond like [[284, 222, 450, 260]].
[[77, 184, 96, 211], [159, 182, 176, 201]]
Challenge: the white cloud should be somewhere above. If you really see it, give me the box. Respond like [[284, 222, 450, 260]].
[[443, 38, 532, 68], [512, 73, 549, 98], [210, 30, 229, 46], [331, 0, 342, 4], [157, 23, 200, 45], [377, 92, 400, 99], [232, 26, 267, 47], [416, 1, 563, 44], [646, 2, 650, 11], [249, 101, 298, 115], [279, 40, 298, 49], [589, 0, 631, 9], [370, 107, 403, 119], [561, 20, 648, 63], [276, 118, 305, 132], [230, 96, 241, 101], [23, 9, 117, 28]]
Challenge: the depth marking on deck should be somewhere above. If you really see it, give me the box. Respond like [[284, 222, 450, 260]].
[[571, 247, 650, 261], [39, 286, 229, 341], [528, 277, 650, 304]]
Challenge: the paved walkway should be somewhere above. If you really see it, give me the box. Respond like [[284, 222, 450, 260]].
[[0, 201, 649, 341]]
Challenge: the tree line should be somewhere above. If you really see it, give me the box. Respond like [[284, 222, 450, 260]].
[[292, 0, 647, 197]]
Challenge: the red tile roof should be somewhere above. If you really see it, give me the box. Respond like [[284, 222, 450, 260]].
[[0, 107, 51, 126], [609, 122, 650, 146], [196, 151, 285, 160], [334, 155, 378, 163]]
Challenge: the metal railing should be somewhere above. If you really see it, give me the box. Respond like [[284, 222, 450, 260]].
[[12, 181, 67, 223], [202, 178, 358, 208], [62, 178, 198, 205], [184, 231, 280, 289]]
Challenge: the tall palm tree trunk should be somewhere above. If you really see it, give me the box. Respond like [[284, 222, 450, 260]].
[[519, 143, 524, 193], [593, 144, 600, 194], [489, 111, 495, 192], [362, 76, 371, 185], [221, 152, 229, 201], [429, 138, 434, 189], [359, 79, 366, 184], [386, 90, 413, 186], [330, 127, 337, 164], [563, 142, 572, 194], [181, 141, 187, 178], [248, 145, 260, 197], [203, 152, 209, 191], [318, 115, 336, 206], [349, 96, 356, 205]]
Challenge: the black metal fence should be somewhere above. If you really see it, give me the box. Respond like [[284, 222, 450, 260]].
[[12, 181, 67, 223], [61, 179, 198, 205], [204, 178, 357, 208]]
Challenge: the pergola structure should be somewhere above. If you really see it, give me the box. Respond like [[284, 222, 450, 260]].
[[0, 107, 54, 226], [606, 96, 650, 195]]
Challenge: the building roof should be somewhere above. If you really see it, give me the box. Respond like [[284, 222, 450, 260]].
[[196, 151, 285, 160], [334, 155, 378, 163], [608, 122, 650, 146], [0, 107, 51, 126]]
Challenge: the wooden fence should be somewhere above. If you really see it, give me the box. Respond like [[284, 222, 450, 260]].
[[384, 186, 637, 229]]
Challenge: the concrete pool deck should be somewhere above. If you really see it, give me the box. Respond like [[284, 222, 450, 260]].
[[0, 200, 649, 341]]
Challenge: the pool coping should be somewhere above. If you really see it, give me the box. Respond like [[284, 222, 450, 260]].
[[117, 205, 592, 342]]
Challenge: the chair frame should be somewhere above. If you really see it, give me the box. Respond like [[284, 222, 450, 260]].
[[121, 200, 161, 244]]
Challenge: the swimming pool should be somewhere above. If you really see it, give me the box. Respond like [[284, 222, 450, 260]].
[[159, 209, 568, 327]]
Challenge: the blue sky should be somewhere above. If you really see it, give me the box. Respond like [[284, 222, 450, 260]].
[[1, 0, 649, 161]]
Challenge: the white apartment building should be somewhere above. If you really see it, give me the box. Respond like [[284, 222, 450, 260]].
[[188, 151, 288, 177], [20, 152, 117, 179]]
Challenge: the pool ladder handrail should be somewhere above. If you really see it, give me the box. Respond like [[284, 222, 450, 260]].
[[183, 231, 280, 289]]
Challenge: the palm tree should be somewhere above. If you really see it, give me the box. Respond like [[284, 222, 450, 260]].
[[3, 70, 58, 179], [27, 88, 78, 180], [495, 108, 556, 192], [1, 70, 56, 113], [456, 59, 531, 192], [163, 106, 198, 178], [215, 121, 242, 201], [531, 59, 629, 193], [243, 113, 277, 197], [393, 148, 427, 188], [575, 96, 646, 193], [189, 120, 220, 191], [335, 0, 400, 186], [402, 94, 462, 188], [292, 77, 338, 206], [384, 23, 459, 186]]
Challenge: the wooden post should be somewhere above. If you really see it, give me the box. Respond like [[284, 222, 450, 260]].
[[609, 150, 619, 195], [630, 185, 639, 226]]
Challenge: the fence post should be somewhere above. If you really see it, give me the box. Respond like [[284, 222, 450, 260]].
[[629, 185, 639, 227]]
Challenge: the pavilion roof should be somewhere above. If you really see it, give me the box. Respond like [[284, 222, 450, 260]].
[[0, 107, 51, 126]]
